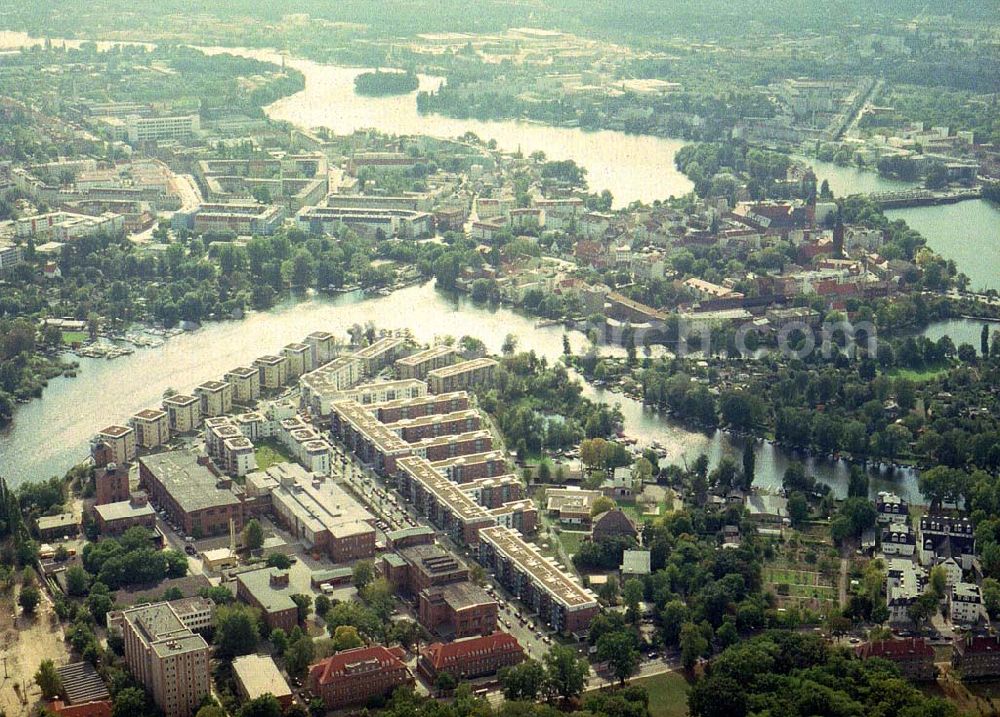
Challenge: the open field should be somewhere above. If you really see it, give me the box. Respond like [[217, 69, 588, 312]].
[[631, 672, 691, 717], [888, 364, 950, 382]]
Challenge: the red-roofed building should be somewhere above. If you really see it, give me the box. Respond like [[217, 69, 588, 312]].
[[308, 645, 413, 709], [855, 638, 936, 681], [952, 635, 1000, 680], [417, 632, 524, 681]]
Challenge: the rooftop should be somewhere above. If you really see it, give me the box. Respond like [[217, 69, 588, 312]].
[[621, 550, 651, 575], [94, 497, 155, 523], [430, 450, 506, 469], [197, 380, 229, 392], [98, 424, 132, 438], [56, 662, 110, 705], [396, 344, 455, 367], [133, 408, 167, 421], [353, 336, 405, 360], [426, 357, 498, 380], [236, 568, 298, 615], [232, 654, 292, 701], [370, 391, 468, 413], [428, 580, 496, 611], [139, 450, 242, 514], [397, 455, 492, 523], [422, 632, 522, 670], [310, 645, 408, 685], [163, 393, 198, 407], [226, 366, 258, 378], [479, 526, 597, 610], [37, 513, 78, 531], [333, 400, 412, 454]]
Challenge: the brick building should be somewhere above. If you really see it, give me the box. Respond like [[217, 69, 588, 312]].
[[235, 568, 300, 632], [854, 638, 937, 681], [952, 635, 1000, 679], [308, 645, 413, 710], [418, 581, 498, 638], [418, 632, 524, 682]]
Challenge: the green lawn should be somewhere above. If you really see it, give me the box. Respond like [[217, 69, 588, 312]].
[[887, 364, 949, 382], [631, 672, 691, 717], [255, 439, 294, 470], [558, 530, 587, 557], [62, 331, 88, 344]]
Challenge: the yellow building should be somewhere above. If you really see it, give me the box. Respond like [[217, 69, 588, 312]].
[[194, 380, 233, 417], [163, 394, 202, 433], [130, 409, 171, 450], [254, 354, 289, 390]]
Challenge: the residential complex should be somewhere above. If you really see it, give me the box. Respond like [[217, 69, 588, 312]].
[[295, 205, 433, 239], [194, 380, 233, 417], [426, 358, 498, 394], [118, 601, 211, 717], [131, 409, 171, 450], [92, 425, 136, 466], [163, 393, 201, 433], [394, 345, 456, 380], [477, 526, 599, 635]]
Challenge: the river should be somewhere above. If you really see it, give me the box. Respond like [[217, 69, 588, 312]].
[[4, 30, 996, 503]]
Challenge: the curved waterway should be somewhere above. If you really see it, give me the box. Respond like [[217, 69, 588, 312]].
[[3, 30, 995, 502], [0, 282, 923, 501]]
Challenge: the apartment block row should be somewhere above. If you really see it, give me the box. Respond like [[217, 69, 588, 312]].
[[477, 525, 599, 635], [395, 455, 536, 546]]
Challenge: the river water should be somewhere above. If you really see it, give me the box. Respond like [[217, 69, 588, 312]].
[[3, 30, 996, 502]]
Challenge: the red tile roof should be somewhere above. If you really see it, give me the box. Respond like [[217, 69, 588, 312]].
[[855, 638, 934, 660], [309, 645, 407, 685], [957, 636, 1000, 655], [421, 632, 523, 671]]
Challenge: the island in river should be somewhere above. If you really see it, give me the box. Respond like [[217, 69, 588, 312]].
[[354, 69, 419, 96]]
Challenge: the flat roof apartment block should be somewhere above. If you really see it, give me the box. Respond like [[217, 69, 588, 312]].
[[396, 455, 494, 546], [418, 581, 498, 638], [426, 358, 498, 394], [395, 345, 456, 380], [131, 408, 170, 450], [162, 393, 201, 433], [254, 354, 289, 390], [384, 409, 481, 443], [225, 366, 261, 403], [305, 331, 337, 366], [478, 525, 598, 635], [409, 430, 493, 462], [331, 400, 414, 475], [299, 356, 363, 415], [139, 450, 244, 538], [119, 601, 210, 717], [340, 378, 428, 406], [371, 391, 469, 424], [194, 380, 232, 417], [283, 342, 313, 379], [352, 336, 406, 376], [431, 450, 508, 483], [94, 424, 136, 465]]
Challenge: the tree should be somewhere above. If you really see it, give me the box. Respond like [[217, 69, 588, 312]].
[[236, 694, 282, 717], [214, 604, 259, 658], [284, 634, 316, 678], [543, 645, 588, 702], [65, 564, 89, 596], [243, 519, 264, 551], [591, 495, 616, 517], [596, 631, 640, 684], [18, 584, 40, 614], [929, 565, 948, 598], [680, 621, 708, 671], [787, 492, 809, 525], [35, 659, 63, 699], [353, 560, 375, 590], [330, 625, 364, 651], [660, 600, 690, 646], [314, 595, 331, 618], [271, 627, 289, 655], [622, 578, 644, 621], [982, 578, 1000, 618], [196, 706, 228, 717], [502, 334, 518, 355], [907, 592, 939, 632], [112, 688, 149, 717], [291, 594, 312, 623], [983, 324, 991, 358], [499, 659, 546, 701], [265, 552, 291, 569], [431, 670, 457, 693]]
